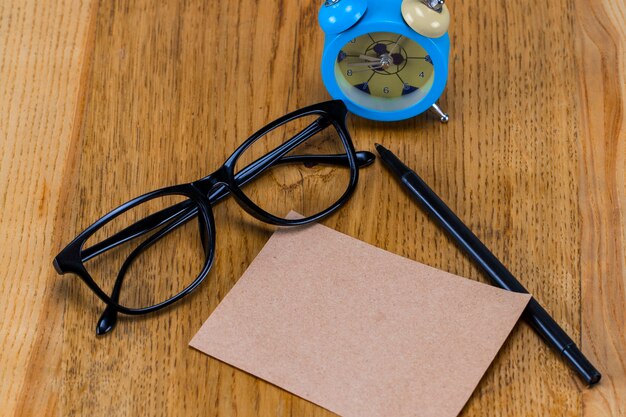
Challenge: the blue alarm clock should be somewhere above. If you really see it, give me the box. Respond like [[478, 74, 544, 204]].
[[319, 0, 451, 122]]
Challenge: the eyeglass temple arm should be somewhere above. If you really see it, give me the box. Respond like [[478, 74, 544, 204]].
[[81, 201, 197, 261], [80, 151, 374, 261], [222, 119, 327, 189], [281, 152, 374, 167]]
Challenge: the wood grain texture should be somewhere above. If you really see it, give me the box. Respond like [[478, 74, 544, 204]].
[[575, 1, 626, 416], [0, 0, 95, 415], [1, 0, 624, 416]]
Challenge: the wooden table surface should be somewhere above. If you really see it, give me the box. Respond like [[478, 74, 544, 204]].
[[1, 0, 624, 416]]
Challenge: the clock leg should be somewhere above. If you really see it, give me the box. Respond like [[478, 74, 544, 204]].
[[430, 102, 449, 123]]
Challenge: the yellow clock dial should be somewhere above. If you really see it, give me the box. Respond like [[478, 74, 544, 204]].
[[335, 32, 435, 105]]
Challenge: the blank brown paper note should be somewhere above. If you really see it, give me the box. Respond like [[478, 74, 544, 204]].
[[190, 222, 530, 417]]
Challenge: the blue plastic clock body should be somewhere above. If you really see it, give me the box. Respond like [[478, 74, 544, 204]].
[[319, 0, 450, 121]]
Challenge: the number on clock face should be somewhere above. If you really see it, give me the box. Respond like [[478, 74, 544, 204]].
[[336, 32, 434, 102]]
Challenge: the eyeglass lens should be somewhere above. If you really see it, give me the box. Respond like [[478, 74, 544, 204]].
[[83, 194, 206, 309], [234, 115, 352, 219]]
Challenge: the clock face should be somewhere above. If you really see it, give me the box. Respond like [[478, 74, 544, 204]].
[[335, 32, 435, 112]]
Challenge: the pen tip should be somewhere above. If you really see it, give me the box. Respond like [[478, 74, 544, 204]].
[[374, 143, 390, 156]]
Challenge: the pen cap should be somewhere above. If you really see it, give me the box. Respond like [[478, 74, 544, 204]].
[[562, 345, 601, 385]]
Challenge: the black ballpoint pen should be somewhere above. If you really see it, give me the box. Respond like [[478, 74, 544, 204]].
[[375, 143, 601, 385]]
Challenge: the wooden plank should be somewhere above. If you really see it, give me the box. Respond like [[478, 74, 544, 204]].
[[0, 0, 95, 415], [575, 1, 626, 415]]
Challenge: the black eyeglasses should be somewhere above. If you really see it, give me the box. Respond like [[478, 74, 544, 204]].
[[54, 100, 375, 335]]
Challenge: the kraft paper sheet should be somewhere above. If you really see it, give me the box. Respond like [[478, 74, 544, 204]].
[[190, 222, 530, 417]]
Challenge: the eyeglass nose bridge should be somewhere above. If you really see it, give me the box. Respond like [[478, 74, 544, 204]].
[[193, 166, 230, 195]]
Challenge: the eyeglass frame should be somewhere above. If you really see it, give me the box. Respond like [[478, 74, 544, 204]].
[[53, 100, 375, 332]]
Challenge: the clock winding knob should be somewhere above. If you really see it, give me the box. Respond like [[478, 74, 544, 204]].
[[318, 0, 368, 35], [401, 0, 450, 38]]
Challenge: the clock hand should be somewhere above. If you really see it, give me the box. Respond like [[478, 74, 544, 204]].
[[347, 61, 384, 67], [358, 54, 381, 62], [352, 64, 384, 72], [389, 36, 404, 55]]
